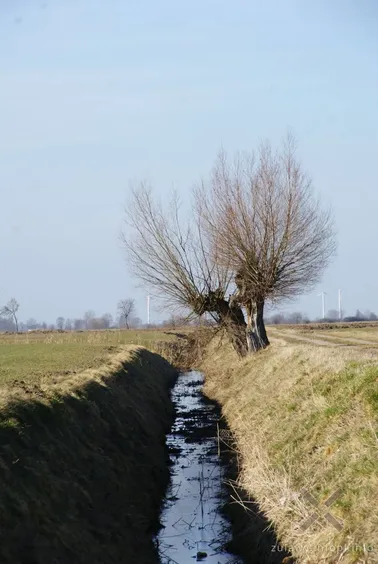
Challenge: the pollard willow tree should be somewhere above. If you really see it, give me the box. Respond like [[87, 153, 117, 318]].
[[122, 136, 336, 355], [121, 186, 249, 354]]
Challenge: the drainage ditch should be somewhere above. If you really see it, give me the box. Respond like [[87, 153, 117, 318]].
[[156, 370, 241, 563]]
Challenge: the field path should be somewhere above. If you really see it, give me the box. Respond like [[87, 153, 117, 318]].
[[269, 330, 338, 346], [269, 328, 378, 348], [306, 332, 378, 346]]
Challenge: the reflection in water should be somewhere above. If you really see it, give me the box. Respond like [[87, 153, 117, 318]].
[[157, 371, 242, 564]]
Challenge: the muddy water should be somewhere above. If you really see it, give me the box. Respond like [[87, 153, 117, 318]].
[[157, 371, 242, 564]]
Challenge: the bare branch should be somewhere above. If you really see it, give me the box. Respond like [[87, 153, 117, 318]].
[[121, 184, 232, 314], [198, 135, 336, 305]]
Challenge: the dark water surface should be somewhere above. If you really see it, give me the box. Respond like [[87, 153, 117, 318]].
[[157, 370, 242, 564]]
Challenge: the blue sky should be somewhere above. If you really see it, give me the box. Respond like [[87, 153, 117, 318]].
[[0, 0, 377, 323]]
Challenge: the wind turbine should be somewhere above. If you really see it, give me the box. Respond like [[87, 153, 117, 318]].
[[338, 289, 342, 320], [318, 291, 327, 319], [147, 293, 150, 326]]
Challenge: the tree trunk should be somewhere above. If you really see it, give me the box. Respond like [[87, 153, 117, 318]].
[[193, 290, 249, 357], [226, 321, 248, 357], [216, 301, 249, 357], [13, 314, 18, 333], [246, 298, 269, 352], [210, 297, 249, 356]]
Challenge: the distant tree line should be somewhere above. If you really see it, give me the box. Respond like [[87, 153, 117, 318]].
[[0, 297, 142, 333], [265, 309, 378, 325], [336, 310, 377, 323], [54, 305, 143, 332], [1, 293, 377, 333], [265, 312, 311, 325]]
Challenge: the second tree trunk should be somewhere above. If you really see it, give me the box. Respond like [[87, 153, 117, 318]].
[[246, 299, 270, 352]]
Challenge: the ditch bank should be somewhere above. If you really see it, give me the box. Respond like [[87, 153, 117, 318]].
[[201, 336, 378, 564], [0, 346, 177, 564]]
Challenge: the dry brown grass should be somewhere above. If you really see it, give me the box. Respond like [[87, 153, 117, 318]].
[[202, 337, 378, 563], [304, 329, 378, 345], [269, 325, 378, 348], [153, 326, 216, 369]]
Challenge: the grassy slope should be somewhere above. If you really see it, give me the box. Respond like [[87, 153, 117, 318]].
[[0, 346, 177, 564], [202, 336, 378, 564]]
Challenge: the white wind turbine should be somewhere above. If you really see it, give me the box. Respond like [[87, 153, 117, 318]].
[[318, 291, 327, 319]]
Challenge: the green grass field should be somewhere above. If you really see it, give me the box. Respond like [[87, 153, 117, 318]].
[[0, 329, 178, 385]]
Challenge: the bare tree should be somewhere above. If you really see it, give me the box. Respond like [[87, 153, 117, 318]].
[[196, 135, 336, 350], [1, 299, 20, 332], [56, 317, 65, 330], [117, 299, 136, 329], [121, 186, 249, 354]]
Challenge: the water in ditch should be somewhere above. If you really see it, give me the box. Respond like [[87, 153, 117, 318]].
[[157, 370, 242, 564]]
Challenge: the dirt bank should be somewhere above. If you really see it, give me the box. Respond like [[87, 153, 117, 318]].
[[201, 337, 378, 564], [0, 346, 177, 564]]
